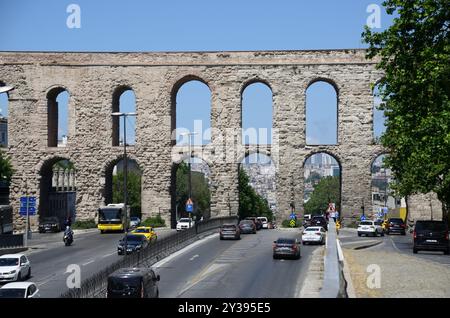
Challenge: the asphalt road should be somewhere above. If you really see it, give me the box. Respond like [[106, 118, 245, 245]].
[[155, 228, 319, 298], [2, 228, 174, 298], [338, 228, 450, 266]]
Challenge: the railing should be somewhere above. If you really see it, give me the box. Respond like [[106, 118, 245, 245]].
[[0, 234, 25, 249], [60, 215, 238, 298]]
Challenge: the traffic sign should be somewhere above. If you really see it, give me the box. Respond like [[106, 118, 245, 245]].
[[186, 198, 193, 213], [19, 196, 37, 216], [290, 219, 296, 227], [360, 215, 367, 221], [290, 213, 296, 220]]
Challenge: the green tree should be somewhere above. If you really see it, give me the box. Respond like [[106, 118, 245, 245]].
[[0, 150, 13, 184], [363, 0, 450, 221], [304, 176, 340, 215], [113, 171, 141, 217], [238, 168, 273, 221], [176, 162, 211, 220]]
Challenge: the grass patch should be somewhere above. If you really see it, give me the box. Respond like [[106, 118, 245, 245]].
[[72, 219, 97, 229], [141, 215, 166, 228]]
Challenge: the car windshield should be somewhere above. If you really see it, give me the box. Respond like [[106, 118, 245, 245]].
[[257, 218, 267, 222], [240, 220, 253, 225], [108, 276, 141, 294], [0, 258, 19, 266], [133, 229, 149, 233], [360, 221, 373, 225], [130, 217, 139, 221], [276, 238, 295, 244], [0, 288, 25, 298], [305, 228, 320, 232], [123, 235, 144, 242], [389, 218, 404, 223], [42, 217, 58, 223], [415, 221, 447, 232], [222, 225, 236, 229], [375, 221, 383, 225], [99, 208, 122, 221], [179, 218, 191, 223]]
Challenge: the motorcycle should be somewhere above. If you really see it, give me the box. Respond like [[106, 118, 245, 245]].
[[63, 226, 74, 246]]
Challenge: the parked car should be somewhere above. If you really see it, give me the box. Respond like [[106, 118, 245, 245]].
[[219, 224, 241, 240], [239, 220, 256, 234], [413, 220, 449, 255], [117, 234, 149, 255], [273, 238, 301, 259], [386, 218, 406, 235], [107, 267, 160, 298], [38, 216, 61, 233], [311, 216, 328, 231], [302, 214, 312, 228], [358, 220, 384, 237], [257, 217, 269, 229], [176, 218, 195, 231], [0, 282, 40, 298], [245, 217, 262, 230], [129, 217, 141, 229], [131, 226, 157, 241], [302, 226, 326, 245], [0, 254, 31, 283]]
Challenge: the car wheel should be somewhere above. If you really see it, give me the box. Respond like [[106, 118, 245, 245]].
[[413, 248, 418, 254], [17, 273, 22, 282], [100, 230, 104, 234], [27, 268, 31, 279], [358, 233, 361, 237], [402, 231, 406, 236], [381, 232, 384, 237], [220, 236, 223, 240], [302, 241, 306, 245], [444, 249, 450, 255], [273, 255, 278, 260]]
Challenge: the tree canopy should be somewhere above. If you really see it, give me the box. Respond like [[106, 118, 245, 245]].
[[304, 176, 341, 215], [113, 171, 141, 217], [0, 150, 13, 184], [363, 0, 450, 220]]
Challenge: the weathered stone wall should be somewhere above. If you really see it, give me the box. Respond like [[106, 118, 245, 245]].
[[407, 193, 443, 222], [0, 49, 386, 230]]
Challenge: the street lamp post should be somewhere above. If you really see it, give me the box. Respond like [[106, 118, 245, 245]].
[[180, 132, 198, 221], [112, 111, 136, 255]]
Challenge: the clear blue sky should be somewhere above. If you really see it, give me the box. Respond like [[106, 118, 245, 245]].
[[0, 0, 392, 145]]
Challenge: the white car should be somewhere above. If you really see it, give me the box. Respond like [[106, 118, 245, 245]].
[[0, 254, 31, 283], [176, 218, 195, 231], [257, 217, 269, 229], [302, 226, 326, 245], [129, 217, 141, 228], [358, 220, 384, 237], [0, 282, 40, 298]]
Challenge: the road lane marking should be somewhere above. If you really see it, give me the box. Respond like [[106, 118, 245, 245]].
[[102, 252, 116, 258], [82, 260, 95, 266], [189, 254, 199, 261]]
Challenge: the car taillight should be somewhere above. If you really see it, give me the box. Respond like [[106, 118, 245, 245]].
[[292, 244, 298, 250], [315, 233, 321, 236], [413, 231, 417, 239], [401, 224, 406, 228]]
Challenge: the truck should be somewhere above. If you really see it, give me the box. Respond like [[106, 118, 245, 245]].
[[97, 203, 130, 233]]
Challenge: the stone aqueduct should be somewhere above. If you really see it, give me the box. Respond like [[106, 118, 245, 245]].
[[0, 49, 387, 230]]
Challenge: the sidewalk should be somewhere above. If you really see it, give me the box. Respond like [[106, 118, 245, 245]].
[[343, 248, 450, 297]]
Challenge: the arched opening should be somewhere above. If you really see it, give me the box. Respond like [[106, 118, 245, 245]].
[[0, 81, 9, 147], [371, 154, 401, 218], [39, 158, 77, 229], [303, 152, 341, 216], [373, 83, 386, 142], [174, 80, 211, 146], [171, 157, 211, 228], [241, 82, 273, 145], [306, 81, 338, 145], [238, 153, 275, 221], [112, 87, 136, 146], [47, 88, 69, 147], [104, 158, 142, 219]]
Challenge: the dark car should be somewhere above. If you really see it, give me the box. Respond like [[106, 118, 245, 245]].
[[413, 220, 449, 255], [386, 218, 406, 235], [220, 224, 241, 240], [107, 267, 160, 298], [311, 216, 328, 231], [273, 238, 301, 260], [117, 234, 149, 255], [38, 217, 61, 233], [239, 220, 257, 234], [245, 217, 262, 230]]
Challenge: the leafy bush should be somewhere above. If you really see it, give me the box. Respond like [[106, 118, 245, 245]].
[[72, 219, 97, 229], [141, 215, 166, 228]]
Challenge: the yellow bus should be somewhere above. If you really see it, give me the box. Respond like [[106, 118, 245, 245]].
[[98, 203, 130, 233]]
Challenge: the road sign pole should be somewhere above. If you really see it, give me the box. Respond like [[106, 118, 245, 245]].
[[27, 197, 32, 240]]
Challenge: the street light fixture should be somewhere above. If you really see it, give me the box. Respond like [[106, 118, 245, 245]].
[[112, 111, 136, 255], [0, 86, 14, 94], [180, 132, 198, 221]]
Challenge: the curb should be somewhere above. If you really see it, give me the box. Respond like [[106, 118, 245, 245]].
[[353, 241, 383, 250], [337, 239, 356, 298]]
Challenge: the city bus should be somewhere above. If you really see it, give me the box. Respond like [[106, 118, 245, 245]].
[[98, 203, 130, 233]]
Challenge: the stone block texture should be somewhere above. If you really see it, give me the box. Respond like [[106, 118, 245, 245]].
[[0, 49, 387, 230]]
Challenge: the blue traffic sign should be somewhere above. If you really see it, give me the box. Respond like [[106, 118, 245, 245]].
[[290, 213, 296, 220], [360, 215, 367, 221], [19, 196, 37, 216], [186, 204, 193, 213]]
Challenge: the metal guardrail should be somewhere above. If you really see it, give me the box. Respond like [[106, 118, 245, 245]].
[[320, 220, 348, 298], [0, 234, 25, 249], [60, 215, 238, 298]]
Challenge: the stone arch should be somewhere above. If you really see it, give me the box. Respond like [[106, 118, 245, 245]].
[[112, 85, 136, 146], [237, 148, 273, 164], [38, 156, 77, 227], [46, 86, 70, 147]]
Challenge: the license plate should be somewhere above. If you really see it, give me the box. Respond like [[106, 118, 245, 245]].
[[426, 240, 437, 243]]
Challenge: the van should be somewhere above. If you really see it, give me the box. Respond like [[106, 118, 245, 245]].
[[106, 267, 160, 298], [413, 220, 449, 255]]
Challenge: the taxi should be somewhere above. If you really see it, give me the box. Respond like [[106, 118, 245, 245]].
[[131, 226, 157, 241]]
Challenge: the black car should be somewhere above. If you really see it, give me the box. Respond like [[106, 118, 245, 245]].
[[311, 216, 328, 231], [117, 234, 149, 255], [273, 238, 301, 259], [38, 216, 61, 233], [413, 220, 449, 255], [107, 267, 160, 298], [386, 218, 406, 235]]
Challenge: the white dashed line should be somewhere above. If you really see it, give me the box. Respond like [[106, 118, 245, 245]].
[[82, 260, 95, 266]]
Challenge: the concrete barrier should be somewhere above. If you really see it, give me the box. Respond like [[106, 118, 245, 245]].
[[320, 220, 348, 298]]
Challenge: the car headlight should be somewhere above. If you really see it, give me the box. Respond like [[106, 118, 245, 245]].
[[8, 270, 16, 274]]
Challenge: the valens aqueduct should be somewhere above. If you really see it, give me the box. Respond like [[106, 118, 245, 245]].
[[1, 49, 399, 230]]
